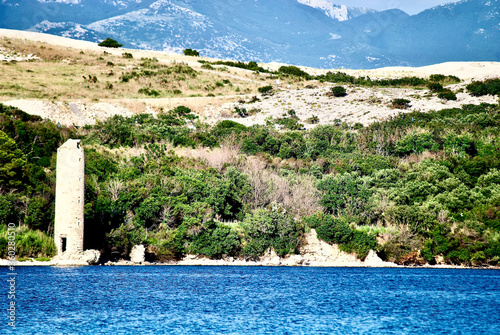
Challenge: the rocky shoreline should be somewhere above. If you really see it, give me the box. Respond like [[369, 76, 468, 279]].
[[0, 256, 496, 270], [1, 230, 498, 269]]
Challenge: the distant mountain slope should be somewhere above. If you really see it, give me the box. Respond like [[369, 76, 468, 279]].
[[373, 0, 500, 65], [0, 0, 498, 68], [296, 0, 375, 21], [0, 0, 157, 29], [18, 0, 408, 68]]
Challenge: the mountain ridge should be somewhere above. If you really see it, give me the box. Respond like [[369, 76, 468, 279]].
[[0, 0, 499, 68]]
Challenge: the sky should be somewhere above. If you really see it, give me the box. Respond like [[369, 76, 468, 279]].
[[336, 0, 461, 15]]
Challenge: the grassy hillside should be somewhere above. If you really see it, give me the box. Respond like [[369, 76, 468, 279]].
[[0, 38, 271, 100]]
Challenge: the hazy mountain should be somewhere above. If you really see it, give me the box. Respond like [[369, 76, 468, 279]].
[[296, 0, 376, 21], [372, 0, 500, 66], [0, 0, 157, 29], [0, 0, 498, 68]]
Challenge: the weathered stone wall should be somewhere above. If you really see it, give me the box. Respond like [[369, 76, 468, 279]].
[[54, 139, 84, 255]]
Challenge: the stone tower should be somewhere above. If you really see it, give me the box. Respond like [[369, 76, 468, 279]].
[[54, 139, 84, 255]]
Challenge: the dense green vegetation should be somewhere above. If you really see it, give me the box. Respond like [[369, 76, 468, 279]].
[[316, 72, 461, 88], [183, 49, 200, 57], [467, 78, 500, 97], [1, 99, 499, 266], [200, 60, 462, 89], [98, 38, 123, 48], [200, 60, 269, 73]]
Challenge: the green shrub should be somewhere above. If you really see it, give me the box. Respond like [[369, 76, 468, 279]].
[[1, 226, 56, 258], [24, 197, 51, 230], [258, 85, 273, 95], [0, 195, 18, 225], [340, 230, 378, 259], [391, 98, 411, 109], [278, 66, 310, 78], [189, 221, 240, 258], [107, 222, 147, 260], [385, 205, 436, 234], [314, 215, 353, 245], [122, 52, 133, 59], [331, 86, 347, 97], [138, 87, 161, 97], [171, 106, 193, 116], [0, 130, 26, 188], [443, 134, 475, 156], [98, 38, 123, 48], [306, 115, 319, 124], [438, 90, 457, 101], [208, 60, 268, 73], [183, 49, 200, 57], [394, 131, 439, 156], [242, 204, 302, 258], [427, 82, 444, 92], [275, 112, 304, 130], [317, 172, 372, 218], [429, 74, 446, 82], [201, 63, 215, 70]]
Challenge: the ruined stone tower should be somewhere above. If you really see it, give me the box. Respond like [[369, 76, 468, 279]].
[[54, 139, 84, 255]]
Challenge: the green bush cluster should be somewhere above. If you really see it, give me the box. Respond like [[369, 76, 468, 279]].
[[201, 60, 269, 73], [316, 72, 459, 88], [467, 78, 500, 97], [277, 66, 311, 79], [427, 82, 457, 100], [0, 226, 56, 258], [242, 203, 302, 258]]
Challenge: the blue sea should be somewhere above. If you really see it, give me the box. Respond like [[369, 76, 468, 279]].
[[2, 266, 500, 334]]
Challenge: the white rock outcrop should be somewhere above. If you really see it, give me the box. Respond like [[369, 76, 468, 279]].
[[299, 229, 361, 266], [130, 245, 146, 263]]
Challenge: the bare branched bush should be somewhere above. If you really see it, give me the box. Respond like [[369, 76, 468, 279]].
[[175, 137, 240, 172], [240, 157, 271, 208], [107, 179, 125, 201], [288, 175, 323, 217], [240, 156, 322, 216], [402, 150, 443, 164]]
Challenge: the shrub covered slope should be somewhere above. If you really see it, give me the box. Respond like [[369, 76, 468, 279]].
[[1, 98, 499, 266]]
